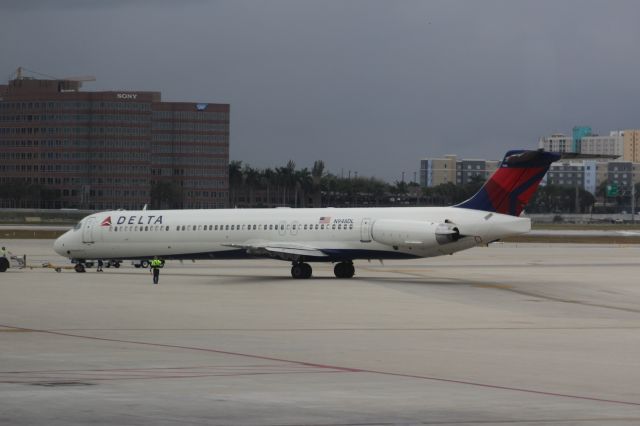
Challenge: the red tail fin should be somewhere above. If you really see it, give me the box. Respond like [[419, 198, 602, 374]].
[[455, 150, 560, 216]]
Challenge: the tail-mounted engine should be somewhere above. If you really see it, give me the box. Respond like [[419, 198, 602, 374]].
[[371, 219, 462, 247]]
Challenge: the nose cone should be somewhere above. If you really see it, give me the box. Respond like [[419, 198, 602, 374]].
[[53, 232, 68, 257]]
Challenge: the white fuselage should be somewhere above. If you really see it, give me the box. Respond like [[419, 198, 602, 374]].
[[53, 206, 530, 262]]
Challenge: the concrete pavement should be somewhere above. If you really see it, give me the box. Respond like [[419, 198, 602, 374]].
[[1, 240, 640, 425]]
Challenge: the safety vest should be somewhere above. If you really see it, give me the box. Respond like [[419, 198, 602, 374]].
[[150, 259, 163, 268]]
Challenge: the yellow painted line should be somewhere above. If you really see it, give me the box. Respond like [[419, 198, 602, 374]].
[[0, 328, 32, 333], [473, 284, 514, 290], [362, 268, 433, 275]]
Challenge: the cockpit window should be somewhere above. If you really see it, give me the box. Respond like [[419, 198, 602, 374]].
[[73, 221, 82, 231]]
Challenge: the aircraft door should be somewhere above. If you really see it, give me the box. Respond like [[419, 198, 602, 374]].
[[82, 217, 96, 243], [291, 220, 299, 236], [278, 221, 287, 236], [360, 218, 372, 242]]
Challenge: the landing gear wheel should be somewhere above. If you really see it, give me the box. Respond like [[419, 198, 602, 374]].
[[301, 263, 312, 279], [291, 263, 304, 279], [113, 261, 120, 268], [0, 257, 9, 272], [140, 260, 149, 269], [334, 262, 355, 279], [74, 263, 86, 273], [291, 262, 312, 279]]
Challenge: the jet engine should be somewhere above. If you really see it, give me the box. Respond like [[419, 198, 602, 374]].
[[370, 219, 462, 247]]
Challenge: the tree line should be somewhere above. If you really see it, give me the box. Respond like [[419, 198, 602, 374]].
[[1, 161, 638, 213], [227, 160, 488, 208], [228, 160, 640, 213]]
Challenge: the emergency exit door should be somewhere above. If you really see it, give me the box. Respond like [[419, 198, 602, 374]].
[[82, 217, 96, 243]]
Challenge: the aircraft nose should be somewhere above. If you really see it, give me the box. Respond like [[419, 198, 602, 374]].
[[53, 233, 68, 257]]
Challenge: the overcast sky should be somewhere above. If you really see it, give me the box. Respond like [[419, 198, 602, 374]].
[[2, 0, 639, 181]]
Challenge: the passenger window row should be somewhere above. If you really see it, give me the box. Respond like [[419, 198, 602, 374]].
[[109, 223, 355, 233], [172, 223, 354, 231]]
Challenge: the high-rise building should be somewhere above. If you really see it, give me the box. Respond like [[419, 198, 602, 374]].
[[456, 159, 499, 185], [420, 155, 456, 187], [623, 130, 640, 163], [546, 162, 585, 189], [420, 156, 499, 188], [580, 131, 624, 159], [0, 75, 229, 209], [539, 133, 573, 152], [572, 126, 592, 152], [541, 127, 640, 163]]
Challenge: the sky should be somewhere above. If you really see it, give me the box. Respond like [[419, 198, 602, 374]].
[[2, 0, 640, 182]]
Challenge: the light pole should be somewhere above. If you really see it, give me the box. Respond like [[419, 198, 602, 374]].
[[632, 178, 636, 224]]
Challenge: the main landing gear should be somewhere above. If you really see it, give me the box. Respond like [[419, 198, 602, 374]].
[[290, 261, 356, 279], [334, 261, 355, 279], [291, 262, 312, 279]]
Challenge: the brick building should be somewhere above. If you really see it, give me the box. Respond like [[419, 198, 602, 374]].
[[0, 75, 229, 209]]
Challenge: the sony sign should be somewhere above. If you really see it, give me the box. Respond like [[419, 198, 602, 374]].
[[116, 93, 138, 100]]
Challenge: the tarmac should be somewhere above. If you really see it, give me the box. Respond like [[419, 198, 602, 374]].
[[1, 239, 640, 425]]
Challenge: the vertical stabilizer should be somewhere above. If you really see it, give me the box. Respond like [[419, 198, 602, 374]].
[[455, 150, 560, 216]]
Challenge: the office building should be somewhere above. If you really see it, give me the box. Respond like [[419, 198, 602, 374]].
[[572, 126, 592, 152], [539, 133, 574, 153], [420, 155, 456, 187], [580, 131, 623, 159], [420, 156, 499, 188], [0, 73, 229, 209], [623, 130, 640, 163]]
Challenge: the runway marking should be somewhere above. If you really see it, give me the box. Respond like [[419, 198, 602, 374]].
[[42, 326, 640, 331], [364, 262, 640, 269], [0, 327, 32, 332], [0, 364, 345, 384], [1, 322, 640, 407], [246, 419, 640, 425], [364, 268, 640, 314], [492, 286, 640, 314], [472, 284, 514, 290]]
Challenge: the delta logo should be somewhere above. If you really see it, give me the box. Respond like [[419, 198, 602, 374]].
[[101, 216, 112, 227]]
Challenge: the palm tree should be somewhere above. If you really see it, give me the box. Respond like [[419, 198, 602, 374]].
[[228, 161, 243, 207], [295, 168, 313, 207], [275, 160, 296, 206], [262, 168, 276, 206], [243, 165, 261, 207], [311, 160, 325, 207]]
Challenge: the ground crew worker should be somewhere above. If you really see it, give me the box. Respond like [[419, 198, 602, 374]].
[[97, 259, 103, 272], [150, 257, 163, 284]]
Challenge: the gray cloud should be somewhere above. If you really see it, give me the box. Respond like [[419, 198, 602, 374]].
[[2, 0, 639, 181]]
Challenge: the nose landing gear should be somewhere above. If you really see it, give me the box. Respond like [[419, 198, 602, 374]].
[[0, 257, 9, 272]]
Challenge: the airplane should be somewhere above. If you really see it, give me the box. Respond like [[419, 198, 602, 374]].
[[53, 149, 561, 278]]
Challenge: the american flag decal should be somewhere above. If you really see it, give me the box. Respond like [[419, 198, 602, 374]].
[[100, 216, 112, 227], [319, 216, 331, 224]]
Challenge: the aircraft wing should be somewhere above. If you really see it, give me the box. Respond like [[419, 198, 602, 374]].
[[224, 241, 328, 260]]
